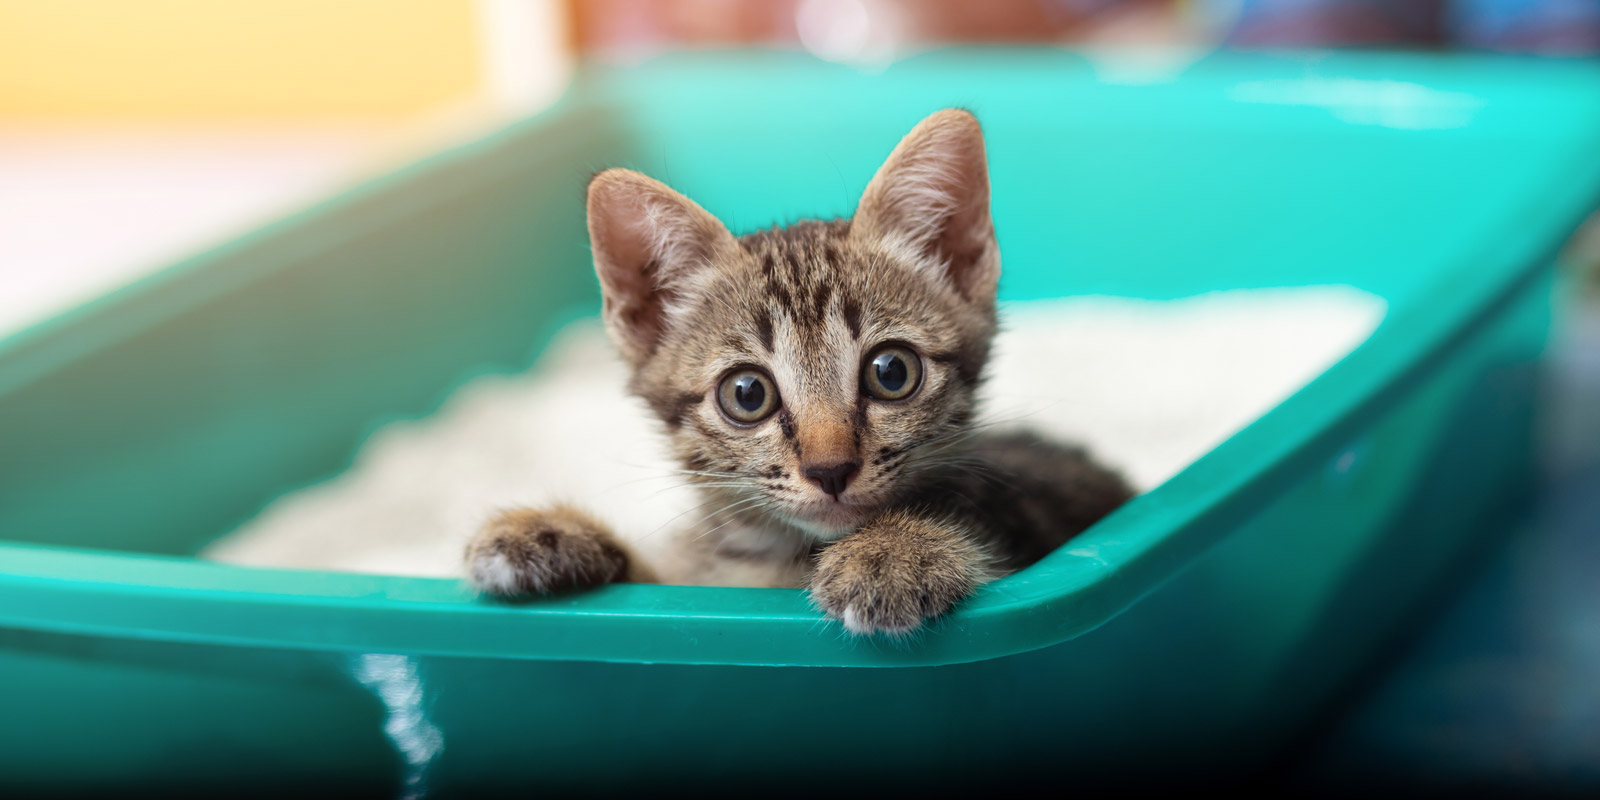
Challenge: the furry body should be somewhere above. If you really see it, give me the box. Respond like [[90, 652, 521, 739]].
[[466, 110, 1132, 635]]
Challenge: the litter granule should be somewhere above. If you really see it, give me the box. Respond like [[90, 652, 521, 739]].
[[203, 286, 1386, 578]]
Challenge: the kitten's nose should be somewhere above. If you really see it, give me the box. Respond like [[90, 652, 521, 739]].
[[803, 461, 860, 500]]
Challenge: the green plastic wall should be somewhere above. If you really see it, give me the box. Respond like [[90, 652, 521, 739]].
[[0, 49, 1596, 792]]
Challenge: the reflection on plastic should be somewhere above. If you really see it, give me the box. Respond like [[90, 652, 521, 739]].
[[353, 653, 444, 800], [1228, 78, 1487, 129]]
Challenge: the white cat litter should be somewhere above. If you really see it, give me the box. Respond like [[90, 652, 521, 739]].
[[203, 287, 1386, 578]]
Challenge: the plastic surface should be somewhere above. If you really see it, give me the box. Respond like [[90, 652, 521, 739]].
[[0, 49, 1597, 791]]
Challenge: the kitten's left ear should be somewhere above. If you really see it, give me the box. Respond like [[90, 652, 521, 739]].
[[852, 109, 998, 303]]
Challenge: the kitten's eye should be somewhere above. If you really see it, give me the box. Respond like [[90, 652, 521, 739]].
[[717, 368, 780, 424], [863, 345, 922, 401]]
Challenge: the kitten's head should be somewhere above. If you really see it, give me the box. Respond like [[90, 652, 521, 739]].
[[587, 109, 998, 541]]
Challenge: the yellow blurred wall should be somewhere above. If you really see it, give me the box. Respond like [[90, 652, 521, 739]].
[[0, 0, 487, 118]]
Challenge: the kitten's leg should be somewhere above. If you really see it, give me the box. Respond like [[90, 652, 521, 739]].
[[810, 434, 1133, 635], [809, 509, 997, 636], [465, 504, 655, 595]]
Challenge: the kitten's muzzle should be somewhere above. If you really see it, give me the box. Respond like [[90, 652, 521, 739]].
[[803, 461, 861, 500]]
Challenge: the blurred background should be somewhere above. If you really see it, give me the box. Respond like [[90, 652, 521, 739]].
[[4, 0, 1599, 338], [3, 0, 1599, 794]]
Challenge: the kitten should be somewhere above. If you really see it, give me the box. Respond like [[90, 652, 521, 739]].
[[466, 109, 1133, 635]]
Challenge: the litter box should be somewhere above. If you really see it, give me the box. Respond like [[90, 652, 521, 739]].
[[2, 49, 1598, 795]]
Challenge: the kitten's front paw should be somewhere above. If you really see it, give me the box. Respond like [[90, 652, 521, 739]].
[[809, 513, 986, 636], [466, 505, 628, 595]]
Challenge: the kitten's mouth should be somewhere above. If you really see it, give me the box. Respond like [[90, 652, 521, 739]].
[[780, 497, 878, 541]]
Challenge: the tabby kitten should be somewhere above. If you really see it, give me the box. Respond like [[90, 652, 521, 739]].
[[466, 109, 1132, 635]]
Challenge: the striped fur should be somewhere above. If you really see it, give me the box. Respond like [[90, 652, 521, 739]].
[[466, 109, 1132, 635]]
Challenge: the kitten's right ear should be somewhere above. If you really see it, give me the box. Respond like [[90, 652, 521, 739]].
[[852, 109, 998, 304], [587, 169, 738, 365]]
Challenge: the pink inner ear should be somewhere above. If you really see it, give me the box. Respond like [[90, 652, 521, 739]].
[[588, 190, 663, 360], [925, 135, 994, 298], [586, 170, 736, 362], [855, 111, 998, 302]]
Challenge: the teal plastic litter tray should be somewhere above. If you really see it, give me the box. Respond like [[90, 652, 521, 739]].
[[2, 49, 1599, 794]]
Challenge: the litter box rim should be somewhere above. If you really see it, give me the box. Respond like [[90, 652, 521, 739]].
[[0, 49, 1596, 668]]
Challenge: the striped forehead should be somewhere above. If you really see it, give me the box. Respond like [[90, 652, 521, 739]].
[[748, 221, 849, 299], [740, 221, 862, 404]]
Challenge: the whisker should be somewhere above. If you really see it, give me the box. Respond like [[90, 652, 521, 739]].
[[602, 456, 750, 482], [636, 489, 762, 541], [691, 496, 773, 542]]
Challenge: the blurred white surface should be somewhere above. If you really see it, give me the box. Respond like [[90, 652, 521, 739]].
[[206, 287, 1386, 579], [0, 125, 385, 338], [0, 1, 571, 342]]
